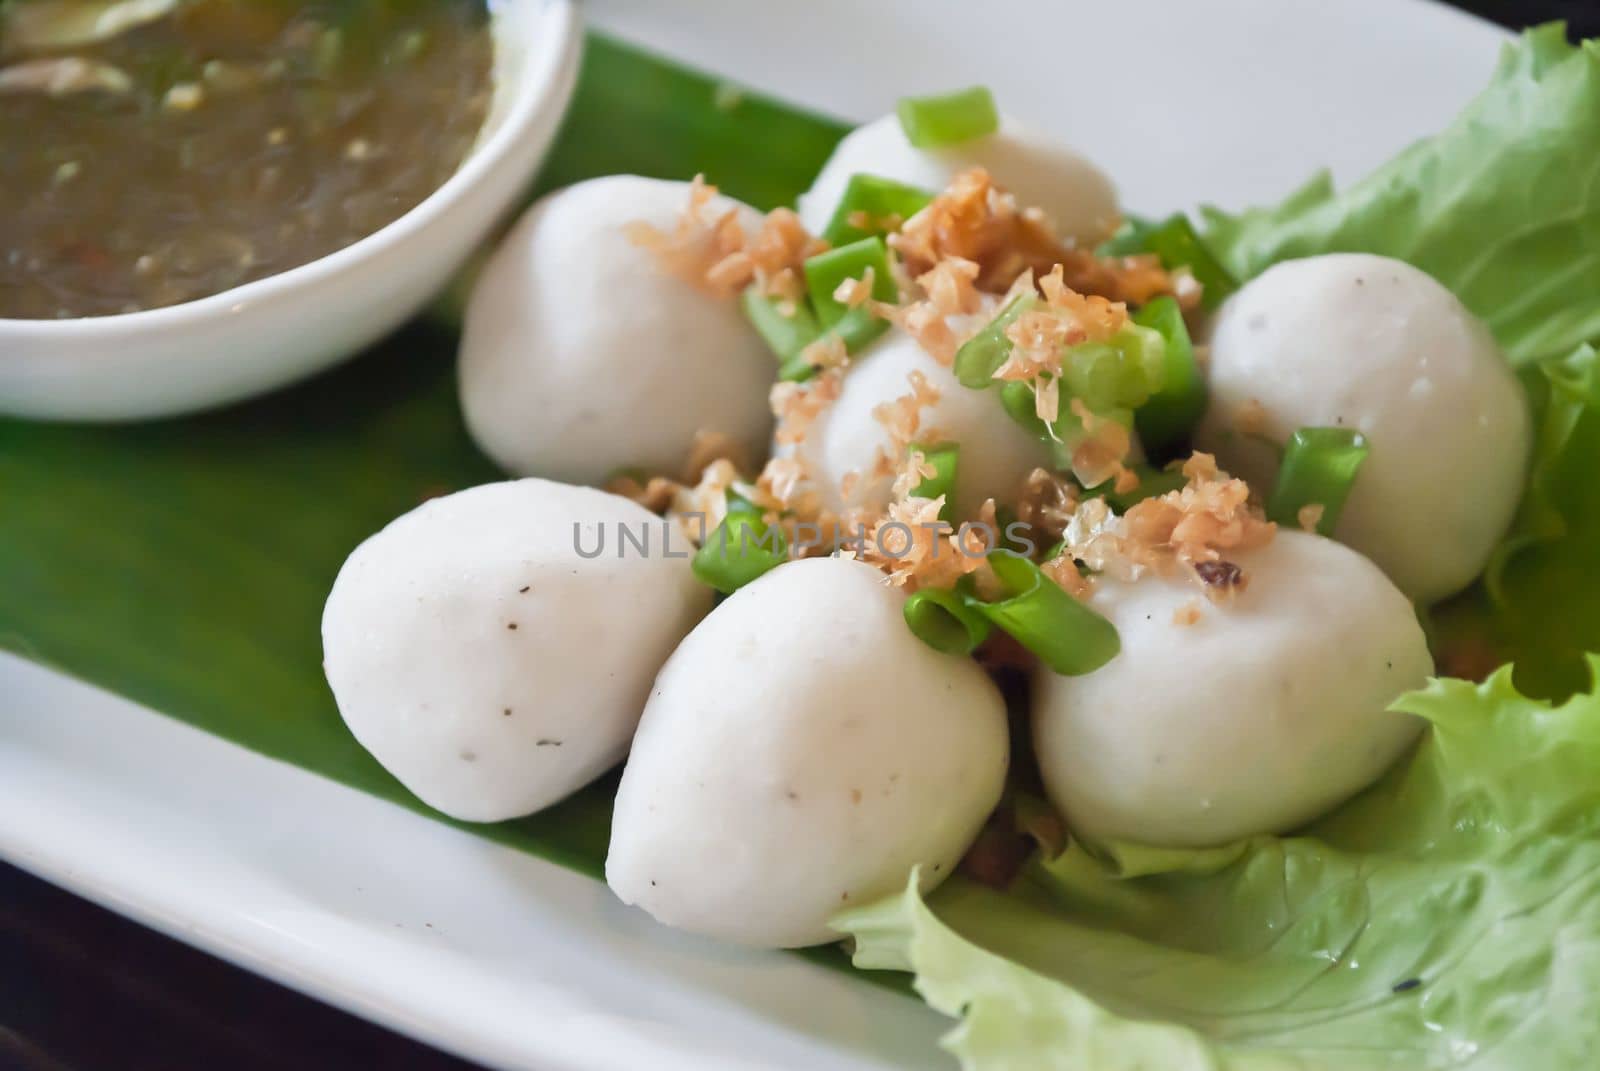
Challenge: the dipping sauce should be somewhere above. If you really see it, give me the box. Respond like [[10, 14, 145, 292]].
[[0, 0, 492, 320]]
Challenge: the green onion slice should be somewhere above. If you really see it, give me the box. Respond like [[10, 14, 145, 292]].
[[997, 379, 1054, 439], [1083, 463, 1188, 512], [896, 86, 1000, 149], [724, 487, 761, 515], [805, 236, 896, 326], [966, 553, 1120, 676], [997, 378, 1074, 453], [997, 380, 1133, 470], [1056, 324, 1166, 413], [777, 350, 820, 383], [954, 293, 1037, 388], [830, 307, 890, 354], [822, 173, 935, 247], [911, 441, 960, 521], [691, 510, 788, 594], [1265, 427, 1371, 536], [741, 285, 821, 363], [1060, 341, 1122, 412], [904, 582, 992, 656], [911, 441, 959, 498], [1131, 295, 1206, 456], [1108, 214, 1237, 311], [990, 504, 1032, 557], [1146, 215, 1238, 310], [803, 237, 898, 354], [1116, 322, 1169, 401], [957, 295, 1162, 407]]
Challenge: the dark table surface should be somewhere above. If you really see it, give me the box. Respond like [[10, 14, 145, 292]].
[[4, 4, 1593, 1070]]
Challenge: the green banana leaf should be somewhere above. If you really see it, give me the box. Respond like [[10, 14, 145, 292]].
[[0, 33, 849, 957]]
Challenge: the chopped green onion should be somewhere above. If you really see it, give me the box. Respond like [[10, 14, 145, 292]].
[[997, 379, 1054, 440], [998, 380, 1079, 473], [692, 510, 788, 594], [1115, 214, 1238, 311], [966, 553, 1120, 676], [954, 293, 1037, 388], [1131, 295, 1206, 456], [831, 307, 891, 353], [956, 295, 1162, 409], [724, 488, 760, 515], [911, 441, 960, 520], [997, 380, 1133, 470], [1060, 342, 1122, 412], [1115, 322, 1169, 401], [803, 237, 898, 354], [1265, 427, 1371, 536], [1083, 464, 1188, 512], [1057, 325, 1165, 413], [990, 505, 1033, 557], [741, 285, 820, 363], [777, 350, 819, 382], [805, 236, 896, 326], [896, 86, 1000, 149], [822, 173, 934, 247], [904, 582, 992, 656], [912, 441, 959, 498]]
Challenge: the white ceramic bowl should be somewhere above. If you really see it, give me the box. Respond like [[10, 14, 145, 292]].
[[0, 0, 581, 421]]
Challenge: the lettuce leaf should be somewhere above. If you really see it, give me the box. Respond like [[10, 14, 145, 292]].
[[1201, 25, 1600, 367], [1488, 345, 1600, 599], [1433, 343, 1600, 699], [1489, 345, 1600, 678], [1197, 25, 1600, 696], [837, 665, 1600, 1069]]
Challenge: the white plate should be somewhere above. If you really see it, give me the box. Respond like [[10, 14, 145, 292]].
[[0, 3, 1507, 1069]]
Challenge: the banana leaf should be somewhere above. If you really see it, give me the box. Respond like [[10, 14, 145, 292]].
[[0, 35, 845, 912]]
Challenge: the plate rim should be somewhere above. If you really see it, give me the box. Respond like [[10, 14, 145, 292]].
[[1, 2, 1513, 1068]]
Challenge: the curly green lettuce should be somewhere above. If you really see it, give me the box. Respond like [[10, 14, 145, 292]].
[[1195, 25, 1600, 697], [838, 665, 1600, 1070], [1203, 25, 1600, 369], [1438, 343, 1600, 698]]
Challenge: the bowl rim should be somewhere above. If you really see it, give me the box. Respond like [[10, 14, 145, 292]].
[[0, 0, 581, 339]]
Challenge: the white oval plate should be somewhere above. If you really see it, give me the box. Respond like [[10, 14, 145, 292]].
[[0, 3, 1507, 1069]]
